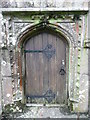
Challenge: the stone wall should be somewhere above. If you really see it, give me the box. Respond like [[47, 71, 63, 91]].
[[0, 11, 2, 116], [0, 0, 89, 114], [0, 0, 88, 10], [88, 1, 90, 116]]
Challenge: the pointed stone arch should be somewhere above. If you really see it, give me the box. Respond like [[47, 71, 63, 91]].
[[17, 22, 77, 48], [17, 22, 77, 104]]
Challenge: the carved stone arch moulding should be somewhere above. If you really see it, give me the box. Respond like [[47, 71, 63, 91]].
[[17, 22, 77, 48], [17, 22, 78, 103]]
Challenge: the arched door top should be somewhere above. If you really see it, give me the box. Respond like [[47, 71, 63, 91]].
[[17, 22, 76, 48]]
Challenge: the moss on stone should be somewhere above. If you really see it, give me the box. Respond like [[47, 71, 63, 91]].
[[2, 100, 26, 114]]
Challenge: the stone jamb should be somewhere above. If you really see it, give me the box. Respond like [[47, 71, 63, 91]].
[[0, 10, 2, 116], [88, 1, 90, 116]]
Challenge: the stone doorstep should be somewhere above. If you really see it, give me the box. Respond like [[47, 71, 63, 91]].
[[26, 103, 65, 107], [1, 105, 89, 119]]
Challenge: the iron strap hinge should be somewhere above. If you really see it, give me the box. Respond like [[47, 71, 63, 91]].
[[24, 50, 42, 53], [24, 44, 55, 60], [27, 89, 55, 103]]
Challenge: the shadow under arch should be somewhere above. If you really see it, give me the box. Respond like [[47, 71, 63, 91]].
[[17, 22, 76, 104]]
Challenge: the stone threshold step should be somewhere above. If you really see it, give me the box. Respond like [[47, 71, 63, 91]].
[[26, 103, 65, 107]]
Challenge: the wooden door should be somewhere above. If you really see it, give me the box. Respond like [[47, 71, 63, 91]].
[[24, 32, 68, 104]]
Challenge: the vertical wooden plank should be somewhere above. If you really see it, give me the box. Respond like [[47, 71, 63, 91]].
[[50, 35, 56, 93], [56, 36, 66, 103], [48, 33, 54, 92], [42, 32, 49, 94], [25, 38, 31, 96], [33, 35, 40, 95], [30, 37, 35, 95], [25, 37, 35, 95], [38, 34, 43, 95], [56, 36, 62, 103], [25, 39, 29, 96], [48, 33, 52, 91]]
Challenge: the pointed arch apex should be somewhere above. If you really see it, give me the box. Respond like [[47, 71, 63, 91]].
[[17, 22, 76, 48]]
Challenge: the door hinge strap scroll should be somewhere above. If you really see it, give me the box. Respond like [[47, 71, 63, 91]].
[[24, 44, 55, 60], [27, 89, 55, 103]]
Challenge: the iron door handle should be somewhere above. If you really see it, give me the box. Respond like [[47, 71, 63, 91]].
[[59, 67, 66, 75], [59, 60, 66, 75]]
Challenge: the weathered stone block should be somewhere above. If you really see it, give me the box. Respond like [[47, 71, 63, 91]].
[[2, 77, 13, 106], [1, 50, 11, 77]]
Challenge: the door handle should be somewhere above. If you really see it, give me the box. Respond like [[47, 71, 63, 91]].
[[59, 60, 66, 75]]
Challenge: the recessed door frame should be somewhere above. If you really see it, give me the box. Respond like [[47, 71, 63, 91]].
[[17, 22, 75, 105]]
